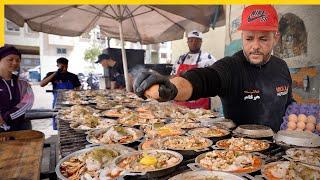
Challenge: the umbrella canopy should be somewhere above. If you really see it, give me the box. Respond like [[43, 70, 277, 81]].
[[5, 5, 225, 91], [99, 5, 225, 44]]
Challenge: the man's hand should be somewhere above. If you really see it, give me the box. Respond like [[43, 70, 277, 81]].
[[0, 116, 5, 126], [133, 72, 178, 102], [0, 116, 10, 132], [55, 68, 63, 78]]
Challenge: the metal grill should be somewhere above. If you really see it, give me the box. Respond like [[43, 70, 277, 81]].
[[54, 90, 287, 179], [57, 118, 89, 158], [55, 91, 90, 158]]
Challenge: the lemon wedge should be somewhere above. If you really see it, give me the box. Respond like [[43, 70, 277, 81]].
[[139, 155, 157, 166], [157, 127, 172, 134]]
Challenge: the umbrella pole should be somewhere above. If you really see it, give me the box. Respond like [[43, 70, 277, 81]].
[[119, 20, 131, 92]]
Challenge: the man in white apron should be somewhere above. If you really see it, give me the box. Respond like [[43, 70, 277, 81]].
[[171, 30, 216, 109]]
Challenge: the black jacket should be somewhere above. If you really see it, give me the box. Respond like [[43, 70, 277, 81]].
[[182, 50, 294, 131]]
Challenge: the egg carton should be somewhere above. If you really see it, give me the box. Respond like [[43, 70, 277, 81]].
[[280, 103, 320, 135]]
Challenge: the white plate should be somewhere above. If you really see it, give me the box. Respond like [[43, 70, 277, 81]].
[[169, 170, 245, 180], [274, 130, 320, 147]]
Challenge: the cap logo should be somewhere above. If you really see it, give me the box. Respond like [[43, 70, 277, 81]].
[[192, 31, 199, 36], [247, 10, 268, 23]]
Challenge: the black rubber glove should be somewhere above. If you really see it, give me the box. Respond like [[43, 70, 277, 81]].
[[133, 71, 178, 102]]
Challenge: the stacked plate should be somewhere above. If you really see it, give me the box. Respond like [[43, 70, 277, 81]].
[[274, 130, 320, 148], [233, 124, 274, 139]]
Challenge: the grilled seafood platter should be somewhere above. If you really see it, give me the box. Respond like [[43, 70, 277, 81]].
[[184, 108, 219, 119], [100, 108, 134, 118], [114, 150, 183, 172], [59, 91, 90, 105], [95, 101, 123, 111], [141, 123, 185, 138], [70, 114, 116, 130], [58, 105, 100, 121], [118, 113, 160, 126], [56, 145, 135, 180], [139, 138, 163, 150], [262, 161, 320, 180], [188, 126, 230, 138], [165, 122, 201, 129], [87, 126, 143, 145], [194, 150, 263, 174], [60, 100, 90, 106], [161, 135, 212, 151], [285, 148, 320, 167], [136, 102, 218, 120], [216, 137, 270, 152], [83, 90, 108, 97]]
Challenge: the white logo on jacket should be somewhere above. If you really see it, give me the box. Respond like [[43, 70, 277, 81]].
[[276, 85, 289, 97], [243, 89, 260, 101], [244, 94, 261, 101]]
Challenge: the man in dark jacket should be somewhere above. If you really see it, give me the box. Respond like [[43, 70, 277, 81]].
[[133, 5, 294, 131], [96, 53, 125, 89]]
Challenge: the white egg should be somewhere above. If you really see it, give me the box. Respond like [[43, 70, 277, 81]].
[[288, 114, 298, 122], [307, 115, 316, 124], [297, 114, 307, 123], [305, 123, 315, 132], [296, 121, 306, 130], [287, 121, 297, 130]]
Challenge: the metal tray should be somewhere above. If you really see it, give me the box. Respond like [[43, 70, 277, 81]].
[[274, 130, 320, 148], [160, 136, 213, 151], [233, 124, 274, 138], [200, 117, 236, 129], [259, 161, 320, 180], [188, 127, 230, 138], [114, 149, 183, 178], [284, 147, 320, 167], [259, 161, 289, 180], [189, 150, 264, 175], [169, 170, 247, 180], [55, 144, 136, 180], [215, 138, 271, 152], [86, 126, 144, 146]]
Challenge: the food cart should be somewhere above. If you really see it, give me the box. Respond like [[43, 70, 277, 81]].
[[53, 89, 320, 179]]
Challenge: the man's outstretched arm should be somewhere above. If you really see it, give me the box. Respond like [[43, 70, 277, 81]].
[[143, 76, 193, 101]]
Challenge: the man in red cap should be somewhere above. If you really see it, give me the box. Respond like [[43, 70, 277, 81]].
[[133, 5, 294, 131]]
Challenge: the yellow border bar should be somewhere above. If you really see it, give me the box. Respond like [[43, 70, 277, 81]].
[[3, 0, 320, 4], [0, 2, 4, 46]]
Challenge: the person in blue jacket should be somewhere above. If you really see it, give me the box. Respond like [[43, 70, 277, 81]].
[[40, 57, 80, 130]]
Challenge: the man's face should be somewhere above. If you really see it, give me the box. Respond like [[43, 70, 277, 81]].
[[57, 63, 68, 72], [242, 31, 279, 65], [0, 54, 21, 72], [187, 37, 202, 53], [99, 59, 109, 68]]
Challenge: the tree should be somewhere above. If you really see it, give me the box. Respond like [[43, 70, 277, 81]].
[[84, 45, 102, 64]]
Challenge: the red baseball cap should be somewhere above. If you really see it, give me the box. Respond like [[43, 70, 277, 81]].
[[238, 5, 278, 31]]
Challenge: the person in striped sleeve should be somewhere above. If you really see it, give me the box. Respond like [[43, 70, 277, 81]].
[[0, 46, 34, 132]]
